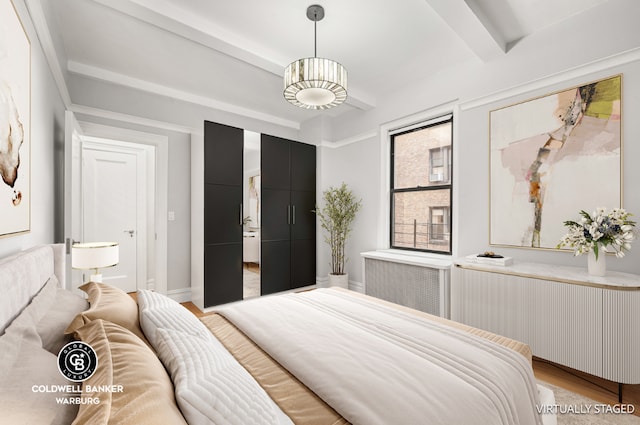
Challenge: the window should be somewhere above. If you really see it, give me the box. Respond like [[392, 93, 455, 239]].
[[429, 206, 449, 242], [429, 146, 450, 183], [390, 115, 452, 253]]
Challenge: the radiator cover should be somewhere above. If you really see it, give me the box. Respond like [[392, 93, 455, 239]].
[[364, 257, 449, 317]]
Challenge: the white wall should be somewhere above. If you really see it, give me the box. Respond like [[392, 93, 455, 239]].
[[66, 65, 307, 294], [316, 139, 380, 282], [74, 114, 191, 292], [456, 61, 640, 274], [68, 73, 302, 294], [14, 0, 639, 288], [0, 0, 65, 258], [314, 1, 640, 278]]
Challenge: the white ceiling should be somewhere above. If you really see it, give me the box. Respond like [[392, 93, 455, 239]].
[[42, 0, 610, 127]]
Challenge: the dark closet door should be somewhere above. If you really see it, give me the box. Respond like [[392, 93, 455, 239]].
[[290, 141, 316, 191], [261, 134, 316, 295], [260, 240, 291, 295], [261, 134, 291, 295], [290, 142, 316, 289], [203, 121, 243, 307], [290, 184, 316, 240], [205, 122, 243, 186], [291, 238, 315, 289], [261, 135, 290, 190]]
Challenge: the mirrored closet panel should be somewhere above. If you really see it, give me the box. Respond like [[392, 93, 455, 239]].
[[242, 131, 261, 298]]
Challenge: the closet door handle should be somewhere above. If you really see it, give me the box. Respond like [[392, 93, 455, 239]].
[[287, 204, 291, 225], [239, 204, 243, 226], [292, 205, 296, 225]]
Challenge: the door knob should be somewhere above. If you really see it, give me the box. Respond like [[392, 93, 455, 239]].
[[124, 230, 135, 237]]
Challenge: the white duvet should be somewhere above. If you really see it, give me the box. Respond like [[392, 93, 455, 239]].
[[138, 289, 294, 425], [218, 288, 543, 425]]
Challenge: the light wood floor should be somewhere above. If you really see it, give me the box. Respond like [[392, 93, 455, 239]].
[[180, 300, 640, 416], [533, 357, 640, 416], [244, 262, 260, 273]]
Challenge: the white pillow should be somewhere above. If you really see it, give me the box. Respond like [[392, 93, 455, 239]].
[[155, 328, 293, 425], [137, 288, 179, 310], [137, 289, 214, 347]]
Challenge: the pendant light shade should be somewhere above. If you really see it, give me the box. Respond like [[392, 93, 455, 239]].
[[284, 5, 347, 109]]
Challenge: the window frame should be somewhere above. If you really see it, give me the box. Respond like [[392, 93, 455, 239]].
[[389, 115, 453, 254]]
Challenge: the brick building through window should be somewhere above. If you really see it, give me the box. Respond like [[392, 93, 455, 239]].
[[390, 115, 452, 253]]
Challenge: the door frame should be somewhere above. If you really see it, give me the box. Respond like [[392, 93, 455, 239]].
[[77, 122, 169, 296], [81, 139, 150, 292], [63, 111, 83, 292]]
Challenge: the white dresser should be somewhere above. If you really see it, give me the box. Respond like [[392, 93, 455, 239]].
[[452, 260, 640, 385]]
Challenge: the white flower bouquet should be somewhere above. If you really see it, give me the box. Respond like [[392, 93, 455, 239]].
[[557, 208, 636, 259]]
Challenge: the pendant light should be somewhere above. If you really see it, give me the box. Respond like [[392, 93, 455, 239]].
[[283, 5, 347, 109]]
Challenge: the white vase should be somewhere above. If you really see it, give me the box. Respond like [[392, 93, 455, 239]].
[[587, 250, 606, 276], [328, 273, 349, 289]]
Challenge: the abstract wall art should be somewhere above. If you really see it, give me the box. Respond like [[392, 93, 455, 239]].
[[0, 0, 30, 237], [490, 75, 621, 249]]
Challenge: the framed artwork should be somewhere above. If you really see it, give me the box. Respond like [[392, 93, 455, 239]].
[[490, 75, 621, 249], [0, 0, 30, 238]]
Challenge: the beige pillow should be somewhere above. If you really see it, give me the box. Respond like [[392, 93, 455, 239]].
[[65, 282, 147, 343], [72, 319, 187, 425]]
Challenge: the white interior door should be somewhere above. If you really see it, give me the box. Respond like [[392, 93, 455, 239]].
[[82, 147, 139, 293], [64, 111, 83, 292]]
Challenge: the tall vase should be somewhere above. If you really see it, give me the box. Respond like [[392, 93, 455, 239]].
[[328, 273, 349, 289], [587, 250, 606, 277]]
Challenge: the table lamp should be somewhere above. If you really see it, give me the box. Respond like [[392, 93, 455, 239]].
[[72, 242, 119, 283]]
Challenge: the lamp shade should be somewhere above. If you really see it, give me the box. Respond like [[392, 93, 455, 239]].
[[72, 242, 119, 270], [283, 57, 347, 109], [283, 5, 347, 109]]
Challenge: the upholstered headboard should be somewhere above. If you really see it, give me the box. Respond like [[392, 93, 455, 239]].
[[0, 244, 65, 335]]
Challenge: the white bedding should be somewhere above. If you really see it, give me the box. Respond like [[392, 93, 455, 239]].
[[218, 288, 543, 425], [138, 289, 294, 425]]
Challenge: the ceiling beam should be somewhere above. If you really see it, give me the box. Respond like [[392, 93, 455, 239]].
[[67, 61, 301, 130], [424, 0, 506, 62], [90, 0, 375, 110]]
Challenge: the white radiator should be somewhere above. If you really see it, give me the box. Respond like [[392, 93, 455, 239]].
[[362, 252, 450, 318]]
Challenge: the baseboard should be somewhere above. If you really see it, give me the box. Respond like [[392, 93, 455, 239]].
[[179, 278, 362, 307], [349, 280, 365, 293], [146, 278, 155, 291], [200, 284, 318, 314], [316, 276, 365, 293], [167, 287, 191, 303], [316, 276, 329, 287]]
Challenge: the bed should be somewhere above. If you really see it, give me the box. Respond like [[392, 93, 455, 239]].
[[0, 244, 555, 425]]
